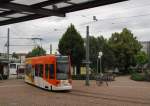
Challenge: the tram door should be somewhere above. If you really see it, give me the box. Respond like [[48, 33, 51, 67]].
[[35, 64, 44, 87], [49, 64, 54, 80], [45, 64, 55, 80], [45, 64, 49, 81]]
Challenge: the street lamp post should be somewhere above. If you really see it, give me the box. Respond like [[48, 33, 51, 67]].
[[98, 51, 103, 74], [84, 16, 98, 86], [85, 25, 90, 86]]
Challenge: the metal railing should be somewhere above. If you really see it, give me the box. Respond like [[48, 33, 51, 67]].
[[95, 73, 115, 86]]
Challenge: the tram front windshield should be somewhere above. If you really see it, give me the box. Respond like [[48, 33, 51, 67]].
[[56, 56, 69, 80]]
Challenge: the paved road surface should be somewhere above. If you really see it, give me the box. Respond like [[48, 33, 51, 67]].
[[0, 76, 150, 106]]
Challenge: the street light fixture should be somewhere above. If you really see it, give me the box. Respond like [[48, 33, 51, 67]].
[[99, 51, 103, 57]]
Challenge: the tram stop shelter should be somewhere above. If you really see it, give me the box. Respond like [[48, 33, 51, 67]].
[[0, 0, 127, 26]]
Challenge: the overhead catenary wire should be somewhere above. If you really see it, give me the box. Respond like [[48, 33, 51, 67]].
[[8, 45, 35, 46], [45, 12, 150, 32], [8, 2, 150, 35], [1, 11, 149, 40], [0, 36, 43, 39], [80, 12, 150, 26]]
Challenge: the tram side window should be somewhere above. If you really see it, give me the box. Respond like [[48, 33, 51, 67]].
[[45, 64, 49, 79], [39, 64, 43, 77], [49, 64, 54, 79], [35, 64, 39, 76]]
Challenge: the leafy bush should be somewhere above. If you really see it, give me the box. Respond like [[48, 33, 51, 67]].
[[131, 73, 145, 81], [129, 69, 136, 74], [144, 70, 150, 81]]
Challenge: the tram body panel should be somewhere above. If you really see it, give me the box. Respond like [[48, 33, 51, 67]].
[[25, 55, 72, 91]]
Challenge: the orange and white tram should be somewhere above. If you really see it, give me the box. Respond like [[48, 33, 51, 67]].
[[25, 55, 72, 91]]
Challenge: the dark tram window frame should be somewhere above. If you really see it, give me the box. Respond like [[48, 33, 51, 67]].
[[45, 64, 49, 79], [49, 64, 54, 79], [39, 64, 43, 77], [35, 64, 39, 76]]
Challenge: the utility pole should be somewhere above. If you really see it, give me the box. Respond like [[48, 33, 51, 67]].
[[7, 28, 10, 61], [97, 59, 98, 74], [81, 16, 97, 86], [7, 28, 10, 78], [50, 44, 52, 54], [85, 25, 90, 86]]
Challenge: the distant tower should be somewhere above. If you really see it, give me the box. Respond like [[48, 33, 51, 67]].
[[31, 37, 43, 47]]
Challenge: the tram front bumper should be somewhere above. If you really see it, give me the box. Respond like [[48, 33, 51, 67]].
[[52, 85, 72, 91]]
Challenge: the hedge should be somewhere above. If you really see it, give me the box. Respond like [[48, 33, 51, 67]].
[[131, 73, 145, 81]]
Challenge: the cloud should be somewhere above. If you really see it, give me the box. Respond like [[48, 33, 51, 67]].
[[1, 0, 150, 53]]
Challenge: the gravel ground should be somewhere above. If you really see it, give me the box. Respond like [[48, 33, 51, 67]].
[[0, 76, 150, 106]]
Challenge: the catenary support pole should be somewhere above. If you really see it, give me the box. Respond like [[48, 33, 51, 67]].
[[7, 28, 10, 78], [85, 25, 90, 86], [50, 44, 52, 54]]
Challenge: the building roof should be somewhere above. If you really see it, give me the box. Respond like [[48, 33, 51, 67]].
[[0, 0, 127, 26]]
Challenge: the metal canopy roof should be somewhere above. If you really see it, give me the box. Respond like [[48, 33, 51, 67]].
[[0, 0, 127, 26]]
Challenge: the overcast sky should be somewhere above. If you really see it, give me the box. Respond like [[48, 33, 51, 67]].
[[0, 0, 150, 54]]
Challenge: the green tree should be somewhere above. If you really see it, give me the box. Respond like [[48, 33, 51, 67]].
[[89, 36, 98, 71], [101, 41, 116, 71], [109, 28, 142, 73], [135, 51, 149, 71], [58, 24, 85, 75], [89, 36, 115, 73], [97, 36, 116, 71], [12, 52, 19, 59], [26, 46, 46, 57]]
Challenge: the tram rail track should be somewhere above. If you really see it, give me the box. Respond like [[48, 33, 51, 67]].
[[66, 89, 150, 105]]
